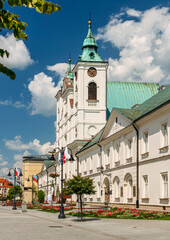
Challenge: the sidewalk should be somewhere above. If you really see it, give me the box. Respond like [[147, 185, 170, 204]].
[[1, 205, 170, 240]]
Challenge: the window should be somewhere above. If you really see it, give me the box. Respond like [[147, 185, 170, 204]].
[[143, 132, 148, 153], [115, 142, 120, 162], [127, 139, 132, 158], [97, 153, 101, 168], [84, 159, 87, 172], [97, 182, 100, 198], [161, 173, 168, 198], [88, 82, 97, 100], [89, 156, 93, 170], [128, 179, 133, 198], [143, 175, 148, 198], [161, 123, 168, 147], [114, 178, 120, 198], [106, 149, 110, 165]]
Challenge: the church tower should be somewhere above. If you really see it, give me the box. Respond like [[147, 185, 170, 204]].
[[72, 19, 108, 139]]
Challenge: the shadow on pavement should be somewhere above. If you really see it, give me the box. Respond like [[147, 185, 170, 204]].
[[72, 218, 101, 222]]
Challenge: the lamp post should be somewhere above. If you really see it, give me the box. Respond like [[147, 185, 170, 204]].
[[7, 168, 22, 210], [27, 175, 34, 204], [49, 147, 75, 219]]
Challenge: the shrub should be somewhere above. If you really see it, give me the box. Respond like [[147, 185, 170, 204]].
[[38, 190, 45, 203]]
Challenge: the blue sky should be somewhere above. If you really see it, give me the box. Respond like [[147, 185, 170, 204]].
[[0, 0, 170, 176]]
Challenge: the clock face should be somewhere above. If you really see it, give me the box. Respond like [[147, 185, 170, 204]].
[[88, 67, 97, 77]]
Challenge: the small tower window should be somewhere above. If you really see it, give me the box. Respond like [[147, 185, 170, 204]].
[[88, 82, 97, 100]]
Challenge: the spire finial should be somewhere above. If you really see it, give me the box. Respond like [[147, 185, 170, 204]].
[[88, 12, 91, 25]]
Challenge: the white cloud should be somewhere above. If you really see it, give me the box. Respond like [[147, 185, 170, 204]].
[[0, 154, 8, 175], [5, 136, 55, 155], [0, 34, 34, 69], [0, 100, 26, 109], [47, 63, 69, 77], [28, 62, 73, 117], [14, 151, 30, 162], [28, 72, 59, 116], [96, 6, 170, 84], [0, 161, 8, 167], [0, 154, 8, 167], [13, 161, 23, 169], [0, 168, 9, 176]]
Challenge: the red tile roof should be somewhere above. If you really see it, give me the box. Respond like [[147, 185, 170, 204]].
[[0, 178, 13, 188]]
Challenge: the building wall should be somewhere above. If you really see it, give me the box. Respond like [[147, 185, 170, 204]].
[[22, 160, 44, 203], [78, 103, 170, 207]]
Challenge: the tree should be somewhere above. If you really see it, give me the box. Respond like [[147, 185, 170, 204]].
[[38, 190, 45, 203], [0, 0, 60, 80], [7, 185, 22, 200], [64, 175, 96, 221]]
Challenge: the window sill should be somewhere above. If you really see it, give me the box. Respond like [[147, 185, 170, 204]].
[[141, 152, 149, 158], [105, 164, 110, 170], [96, 167, 101, 172], [115, 161, 120, 166], [159, 145, 169, 153], [159, 198, 169, 200], [127, 198, 133, 200], [126, 157, 132, 163], [87, 100, 98, 102], [141, 198, 149, 200]]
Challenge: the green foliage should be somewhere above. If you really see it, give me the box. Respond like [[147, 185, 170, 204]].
[[63, 175, 96, 196], [0, 0, 60, 80], [64, 175, 95, 221], [38, 190, 45, 203], [7, 185, 22, 200]]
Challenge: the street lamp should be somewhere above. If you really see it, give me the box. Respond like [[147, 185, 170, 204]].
[[7, 168, 22, 210], [49, 147, 75, 219], [27, 175, 34, 204]]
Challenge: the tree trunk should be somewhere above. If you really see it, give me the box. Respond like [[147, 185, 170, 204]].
[[80, 194, 83, 221]]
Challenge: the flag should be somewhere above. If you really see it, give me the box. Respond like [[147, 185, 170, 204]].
[[33, 176, 38, 183], [15, 168, 20, 180], [62, 153, 66, 164], [58, 151, 62, 163], [64, 146, 70, 160]]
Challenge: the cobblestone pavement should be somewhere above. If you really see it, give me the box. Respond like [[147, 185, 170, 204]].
[[1, 206, 170, 240]]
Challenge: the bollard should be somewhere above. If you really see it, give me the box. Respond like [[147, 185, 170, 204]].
[[22, 202, 27, 212]]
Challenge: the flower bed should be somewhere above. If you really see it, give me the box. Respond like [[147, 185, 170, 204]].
[[27, 203, 76, 213], [68, 207, 170, 220]]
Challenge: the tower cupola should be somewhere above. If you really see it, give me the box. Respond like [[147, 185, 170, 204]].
[[79, 20, 103, 62]]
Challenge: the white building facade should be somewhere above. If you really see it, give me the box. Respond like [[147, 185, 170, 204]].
[[38, 20, 170, 209]]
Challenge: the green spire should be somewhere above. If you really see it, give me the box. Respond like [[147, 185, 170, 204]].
[[64, 58, 74, 80], [80, 20, 103, 62], [82, 20, 98, 49], [68, 58, 74, 80]]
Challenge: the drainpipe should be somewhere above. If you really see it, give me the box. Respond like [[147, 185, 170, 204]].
[[46, 169, 48, 201], [75, 153, 79, 176], [97, 143, 103, 204], [132, 122, 139, 208]]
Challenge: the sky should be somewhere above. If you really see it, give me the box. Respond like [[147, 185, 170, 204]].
[[0, 0, 170, 177]]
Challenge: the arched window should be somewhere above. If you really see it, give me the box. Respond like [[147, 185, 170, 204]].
[[88, 82, 97, 100]]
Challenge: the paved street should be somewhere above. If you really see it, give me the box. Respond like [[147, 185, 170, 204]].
[[1, 206, 170, 240]]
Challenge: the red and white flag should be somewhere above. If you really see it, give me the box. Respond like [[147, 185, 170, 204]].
[[15, 168, 20, 180], [64, 146, 70, 162]]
